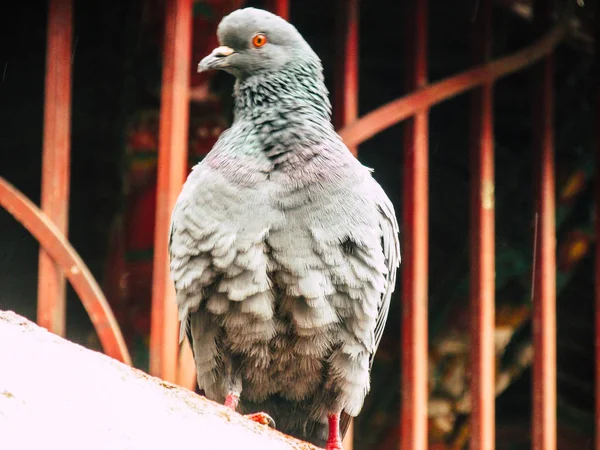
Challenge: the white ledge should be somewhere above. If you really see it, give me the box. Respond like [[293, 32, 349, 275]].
[[0, 310, 318, 450]]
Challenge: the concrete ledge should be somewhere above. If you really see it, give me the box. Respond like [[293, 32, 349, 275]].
[[0, 310, 318, 450]]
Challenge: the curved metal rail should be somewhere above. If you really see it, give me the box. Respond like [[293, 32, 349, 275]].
[[0, 177, 132, 366], [338, 19, 569, 147]]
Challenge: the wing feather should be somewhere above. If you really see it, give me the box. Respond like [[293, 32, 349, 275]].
[[373, 189, 401, 359], [341, 184, 400, 439]]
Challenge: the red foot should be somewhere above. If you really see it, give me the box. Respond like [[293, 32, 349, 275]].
[[224, 393, 239, 410], [224, 394, 276, 429], [326, 414, 343, 450], [244, 412, 276, 428]]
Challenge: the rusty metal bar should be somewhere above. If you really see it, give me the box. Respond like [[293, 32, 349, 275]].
[[401, 0, 428, 448], [333, 2, 359, 447], [37, 0, 73, 337], [531, 0, 556, 449], [0, 178, 131, 365], [338, 19, 568, 148], [150, 0, 192, 383], [594, 3, 600, 449], [265, 0, 289, 20], [333, 0, 359, 158], [342, 418, 354, 450], [177, 340, 197, 391], [469, 0, 495, 449]]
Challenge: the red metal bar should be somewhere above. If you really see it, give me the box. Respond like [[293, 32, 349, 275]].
[[401, 0, 428, 449], [594, 4, 600, 449], [469, 0, 495, 449], [37, 0, 73, 337], [333, 3, 359, 446], [177, 340, 196, 391], [532, 1, 556, 449], [338, 20, 568, 148], [333, 0, 359, 158], [0, 178, 131, 365], [342, 417, 354, 450], [150, 0, 192, 383], [265, 0, 289, 20]]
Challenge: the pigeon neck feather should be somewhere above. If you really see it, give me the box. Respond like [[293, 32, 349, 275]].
[[232, 60, 336, 168], [233, 59, 331, 119]]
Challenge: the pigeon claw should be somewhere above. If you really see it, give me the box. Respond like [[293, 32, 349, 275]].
[[244, 412, 276, 429], [325, 440, 344, 450]]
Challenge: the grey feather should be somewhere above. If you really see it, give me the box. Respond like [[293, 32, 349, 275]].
[[169, 7, 400, 447]]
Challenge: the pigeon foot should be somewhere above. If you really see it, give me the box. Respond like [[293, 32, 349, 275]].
[[224, 392, 240, 410], [325, 414, 344, 450], [325, 440, 344, 450], [224, 393, 276, 428], [244, 412, 276, 428]]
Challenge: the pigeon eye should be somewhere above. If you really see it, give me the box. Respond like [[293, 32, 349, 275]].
[[252, 34, 267, 48]]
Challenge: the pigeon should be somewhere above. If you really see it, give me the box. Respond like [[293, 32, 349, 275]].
[[169, 8, 400, 449]]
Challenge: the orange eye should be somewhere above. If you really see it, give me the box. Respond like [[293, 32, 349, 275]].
[[252, 33, 267, 48]]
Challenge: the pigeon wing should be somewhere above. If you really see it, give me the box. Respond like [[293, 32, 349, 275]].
[[339, 182, 400, 439]]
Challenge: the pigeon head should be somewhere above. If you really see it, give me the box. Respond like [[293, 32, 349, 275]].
[[198, 8, 316, 78]]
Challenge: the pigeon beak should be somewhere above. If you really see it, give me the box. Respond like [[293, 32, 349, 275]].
[[198, 46, 235, 73]]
